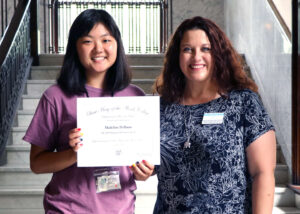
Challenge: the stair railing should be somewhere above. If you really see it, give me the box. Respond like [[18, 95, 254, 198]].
[[266, 0, 291, 41], [45, 0, 168, 54], [0, 0, 20, 43], [0, 0, 36, 165]]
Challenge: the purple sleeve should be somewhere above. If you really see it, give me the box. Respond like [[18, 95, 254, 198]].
[[129, 84, 146, 96], [23, 94, 58, 151]]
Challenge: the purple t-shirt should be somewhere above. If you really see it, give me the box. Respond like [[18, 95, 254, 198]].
[[23, 84, 145, 214]]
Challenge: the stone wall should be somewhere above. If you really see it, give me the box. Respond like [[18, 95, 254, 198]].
[[170, 0, 224, 34], [224, 0, 292, 172]]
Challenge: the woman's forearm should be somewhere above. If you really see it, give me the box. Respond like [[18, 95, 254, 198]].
[[251, 172, 275, 214], [30, 147, 77, 174]]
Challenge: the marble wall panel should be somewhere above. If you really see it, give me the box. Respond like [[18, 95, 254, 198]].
[[171, 0, 224, 33], [224, 0, 292, 171]]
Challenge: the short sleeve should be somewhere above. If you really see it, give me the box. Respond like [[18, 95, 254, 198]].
[[243, 91, 275, 147], [23, 94, 58, 151], [129, 84, 146, 96]]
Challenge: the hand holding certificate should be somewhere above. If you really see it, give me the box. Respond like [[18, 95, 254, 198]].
[[77, 96, 160, 167]]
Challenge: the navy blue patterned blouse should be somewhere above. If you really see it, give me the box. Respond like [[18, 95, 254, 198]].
[[153, 89, 274, 214]]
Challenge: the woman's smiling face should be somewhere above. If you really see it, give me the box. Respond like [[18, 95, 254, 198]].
[[76, 23, 117, 78], [179, 29, 213, 86]]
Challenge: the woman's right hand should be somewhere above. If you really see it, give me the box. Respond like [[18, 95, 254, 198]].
[[69, 128, 83, 152], [130, 160, 155, 181]]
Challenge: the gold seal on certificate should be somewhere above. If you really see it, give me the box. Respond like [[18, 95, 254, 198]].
[[77, 96, 160, 167]]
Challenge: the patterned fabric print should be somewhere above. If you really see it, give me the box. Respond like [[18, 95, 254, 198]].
[[154, 90, 274, 214]]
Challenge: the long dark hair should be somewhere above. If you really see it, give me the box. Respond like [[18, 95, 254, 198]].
[[154, 16, 257, 103], [57, 9, 131, 96]]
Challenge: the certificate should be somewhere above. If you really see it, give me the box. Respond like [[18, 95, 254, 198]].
[[77, 96, 160, 167]]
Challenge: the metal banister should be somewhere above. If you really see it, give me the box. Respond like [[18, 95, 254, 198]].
[[0, 0, 33, 165]]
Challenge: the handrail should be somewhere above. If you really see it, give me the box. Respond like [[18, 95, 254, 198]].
[[0, 0, 33, 165], [0, 0, 21, 43], [267, 0, 292, 42]]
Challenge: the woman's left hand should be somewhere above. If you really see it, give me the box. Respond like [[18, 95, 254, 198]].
[[129, 160, 154, 181]]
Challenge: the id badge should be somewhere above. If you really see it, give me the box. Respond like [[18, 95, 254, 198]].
[[94, 168, 121, 193], [202, 112, 224, 124]]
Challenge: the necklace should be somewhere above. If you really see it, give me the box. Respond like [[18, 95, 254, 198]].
[[183, 108, 195, 149]]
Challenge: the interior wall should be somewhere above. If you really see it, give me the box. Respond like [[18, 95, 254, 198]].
[[170, 0, 224, 35], [224, 0, 292, 172]]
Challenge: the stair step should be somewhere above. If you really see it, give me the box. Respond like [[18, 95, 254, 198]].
[[25, 80, 54, 96], [8, 127, 289, 185], [3, 53, 297, 213], [277, 144, 287, 165], [25, 79, 155, 96], [9, 127, 28, 145], [20, 93, 155, 111], [274, 185, 296, 207], [272, 206, 300, 214], [20, 95, 41, 111], [275, 164, 289, 184], [31, 65, 162, 80], [0, 166, 51, 186], [1, 147, 290, 188], [16, 110, 34, 127], [30, 66, 61, 80], [0, 208, 44, 214], [39, 54, 164, 66], [0, 165, 156, 190], [5, 145, 30, 166], [135, 193, 156, 214], [0, 184, 296, 211], [0, 185, 157, 210], [0, 186, 44, 209], [135, 176, 158, 194], [127, 54, 164, 66]]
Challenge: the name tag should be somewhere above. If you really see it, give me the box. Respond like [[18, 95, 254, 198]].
[[202, 112, 224, 124], [94, 169, 121, 193]]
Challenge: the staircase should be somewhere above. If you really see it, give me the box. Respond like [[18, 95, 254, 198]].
[[0, 54, 299, 214]]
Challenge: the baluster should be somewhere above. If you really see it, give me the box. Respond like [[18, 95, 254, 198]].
[[94, 0, 99, 9], [76, 1, 80, 16], [1, 0, 3, 38], [122, 2, 129, 52], [83, 1, 88, 11], [111, 1, 116, 23], [146, 1, 150, 53], [101, 0, 105, 10], [118, 2, 123, 38], [43, 0, 47, 53], [48, 0, 53, 53], [4, 0, 7, 30], [135, 2, 140, 53], [132, 2, 136, 53], [154, 0, 159, 53], [64, 1, 71, 53], [128, 2, 133, 53], [58, 1, 63, 53]]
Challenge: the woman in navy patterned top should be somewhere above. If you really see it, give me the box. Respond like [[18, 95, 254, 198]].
[[152, 16, 276, 213]]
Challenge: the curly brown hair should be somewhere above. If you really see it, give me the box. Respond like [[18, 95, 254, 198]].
[[154, 16, 257, 103]]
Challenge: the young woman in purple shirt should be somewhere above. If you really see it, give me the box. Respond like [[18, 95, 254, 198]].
[[24, 9, 153, 213]]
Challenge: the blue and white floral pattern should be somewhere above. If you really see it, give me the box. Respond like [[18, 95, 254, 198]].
[[154, 90, 274, 214]]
